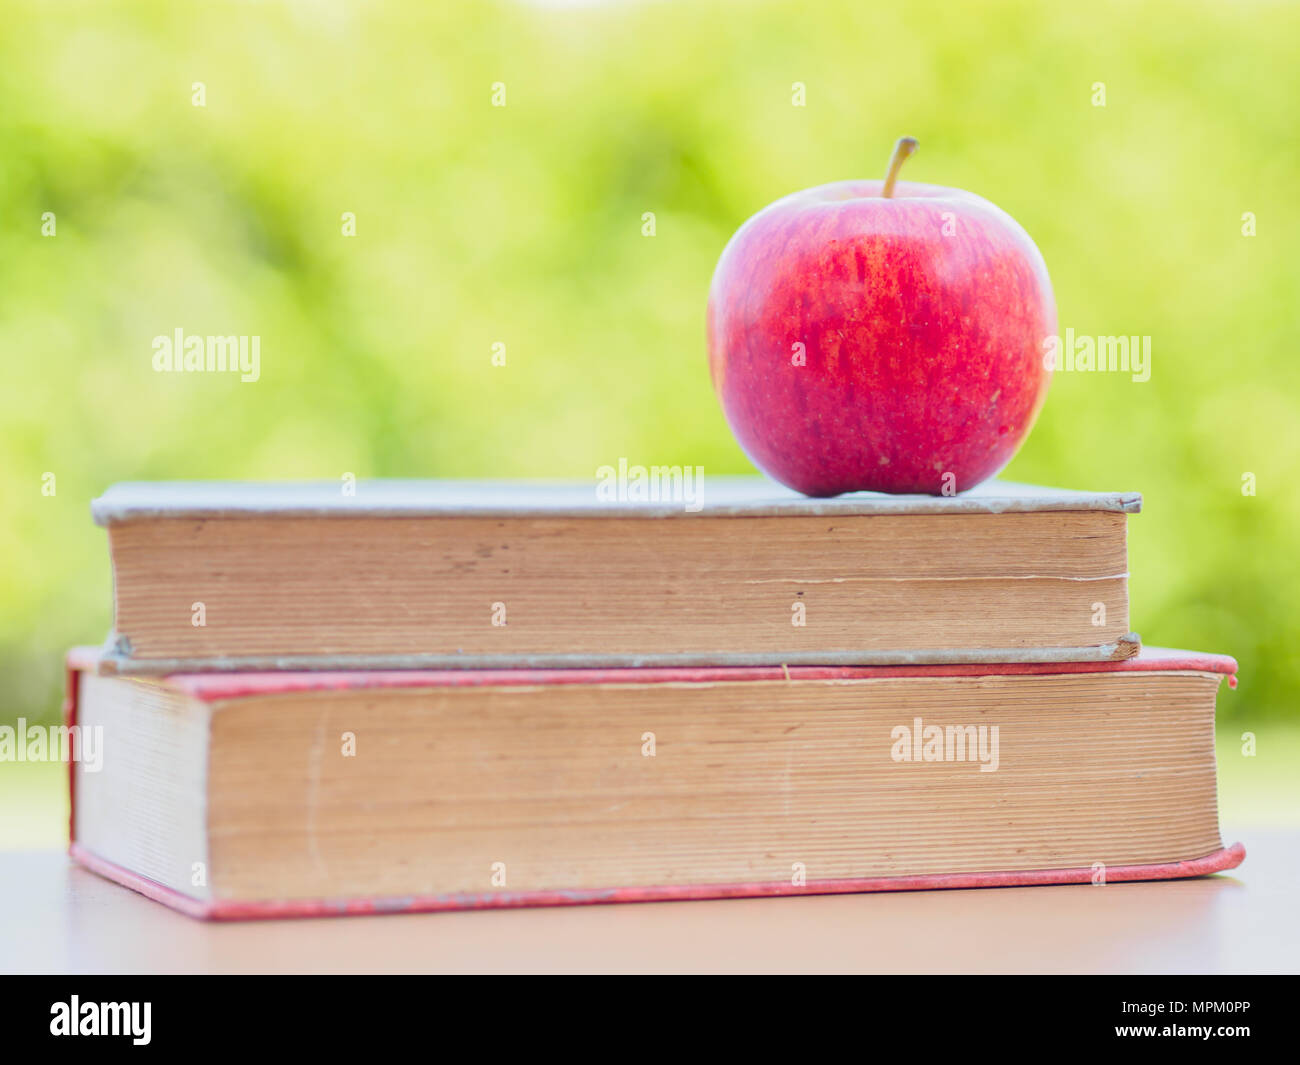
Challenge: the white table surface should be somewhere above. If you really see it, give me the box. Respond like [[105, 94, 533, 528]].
[[1, 826, 1293, 974]]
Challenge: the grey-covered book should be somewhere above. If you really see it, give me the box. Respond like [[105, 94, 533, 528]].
[[91, 477, 1140, 673]]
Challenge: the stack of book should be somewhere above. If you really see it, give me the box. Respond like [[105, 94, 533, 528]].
[[67, 478, 1243, 919]]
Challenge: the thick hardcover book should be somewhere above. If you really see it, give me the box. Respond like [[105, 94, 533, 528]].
[[91, 478, 1140, 673], [65, 647, 1242, 921]]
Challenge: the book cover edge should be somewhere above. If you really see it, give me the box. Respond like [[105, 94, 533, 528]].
[[66, 841, 1247, 923], [69, 641, 1242, 703], [93, 638, 1146, 680], [90, 478, 1144, 525]]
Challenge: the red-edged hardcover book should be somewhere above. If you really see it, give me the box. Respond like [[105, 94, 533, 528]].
[[65, 647, 1244, 921]]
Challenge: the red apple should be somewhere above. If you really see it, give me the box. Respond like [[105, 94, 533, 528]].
[[707, 138, 1055, 496]]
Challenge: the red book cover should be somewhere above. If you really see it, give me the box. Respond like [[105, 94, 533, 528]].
[[64, 647, 1245, 921]]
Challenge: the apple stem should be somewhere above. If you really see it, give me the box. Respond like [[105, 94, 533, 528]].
[[881, 137, 918, 198]]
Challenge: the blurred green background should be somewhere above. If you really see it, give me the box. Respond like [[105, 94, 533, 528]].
[[2, 0, 1297, 845]]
